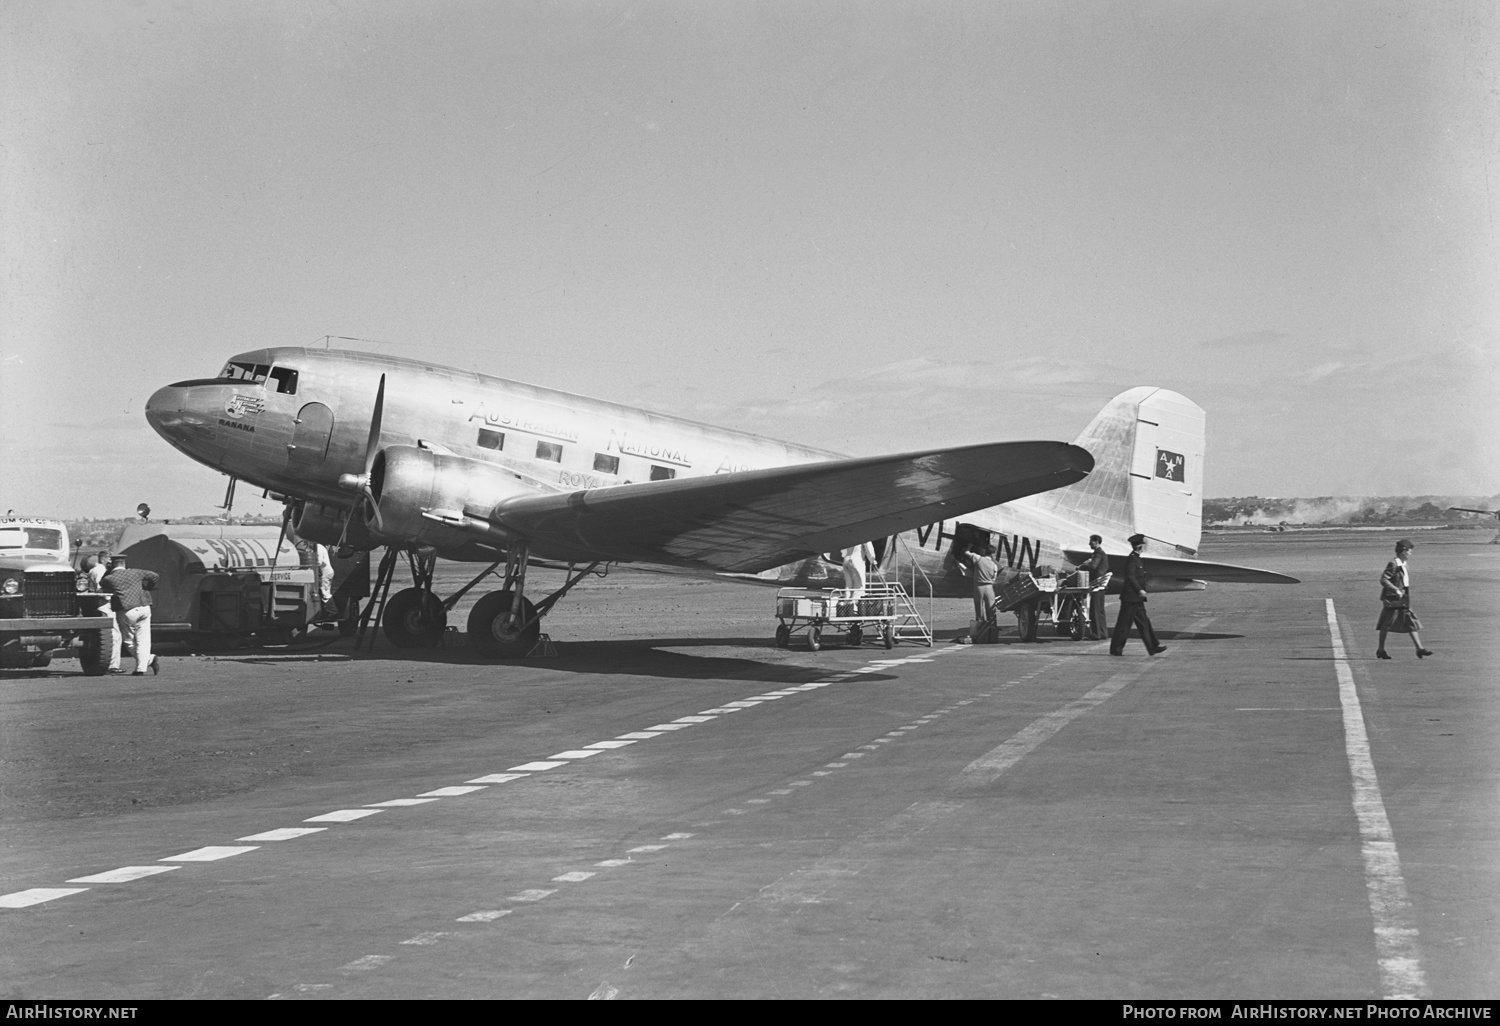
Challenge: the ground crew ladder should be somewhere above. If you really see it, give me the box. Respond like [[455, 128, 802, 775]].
[[869, 565, 933, 646]]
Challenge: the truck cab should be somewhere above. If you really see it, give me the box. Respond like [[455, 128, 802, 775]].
[[0, 517, 113, 673]]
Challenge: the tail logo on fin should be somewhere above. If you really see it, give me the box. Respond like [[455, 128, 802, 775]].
[[1156, 449, 1185, 482]]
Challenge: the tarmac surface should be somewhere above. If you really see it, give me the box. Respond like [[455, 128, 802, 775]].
[[1, 529, 1496, 999]]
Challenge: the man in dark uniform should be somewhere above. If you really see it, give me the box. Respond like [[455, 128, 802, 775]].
[[1109, 533, 1166, 656], [1080, 534, 1110, 639]]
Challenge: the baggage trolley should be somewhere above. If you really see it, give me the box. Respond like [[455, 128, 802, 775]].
[[996, 570, 1109, 643], [774, 586, 901, 651]]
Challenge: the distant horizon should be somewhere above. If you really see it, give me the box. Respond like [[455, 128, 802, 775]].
[[32, 490, 1500, 524]]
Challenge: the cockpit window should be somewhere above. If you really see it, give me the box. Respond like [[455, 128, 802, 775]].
[[268, 367, 298, 394], [220, 361, 269, 385]]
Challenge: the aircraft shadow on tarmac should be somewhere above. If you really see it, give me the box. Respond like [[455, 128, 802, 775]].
[[207, 636, 903, 685]]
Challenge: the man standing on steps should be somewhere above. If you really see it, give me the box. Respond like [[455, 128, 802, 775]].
[[1110, 533, 1166, 657]]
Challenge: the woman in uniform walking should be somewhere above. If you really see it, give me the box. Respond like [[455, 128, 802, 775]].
[[1377, 538, 1432, 659]]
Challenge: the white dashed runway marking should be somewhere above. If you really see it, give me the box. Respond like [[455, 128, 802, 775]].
[[162, 846, 258, 862], [67, 866, 180, 884], [305, 809, 382, 823], [4, 642, 958, 920], [239, 828, 327, 842]]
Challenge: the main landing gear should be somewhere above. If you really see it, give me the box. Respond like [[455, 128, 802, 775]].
[[359, 543, 602, 659]]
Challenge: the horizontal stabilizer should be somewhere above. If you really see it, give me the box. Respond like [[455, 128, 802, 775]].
[[1065, 548, 1299, 585], [493, 440, 1094, 573]]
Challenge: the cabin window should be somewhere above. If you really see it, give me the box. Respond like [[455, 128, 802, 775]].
[[650, 465, 676, 481], [478, 429, 505, 451], [268, 367, 298, 395], [593, 453, 619, 475], [536, 441, 563, 463], [219, 361, 269, 385]]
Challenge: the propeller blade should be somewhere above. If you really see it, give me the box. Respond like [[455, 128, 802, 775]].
[[364, 374, 386, 478], [273, 502, 292, 567]]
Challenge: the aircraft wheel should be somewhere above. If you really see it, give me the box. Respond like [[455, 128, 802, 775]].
[[882, 624, 895, 649], [774, 623, 790, 649], [808, 626, 822, 652], [467, 590, 540, 659], [78, 628, 110, 676], [382, 588, 447, 648], [847, 625, 863, 648]]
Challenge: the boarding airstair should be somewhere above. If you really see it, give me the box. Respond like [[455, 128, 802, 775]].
[[870, 535, 934, 646]]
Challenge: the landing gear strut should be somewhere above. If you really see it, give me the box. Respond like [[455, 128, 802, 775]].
[[355, 543, 603, 658], [359, 546, 447, 649], [463, 543, 602, 659]]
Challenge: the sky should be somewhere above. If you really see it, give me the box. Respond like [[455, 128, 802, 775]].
[[2, 0, 1496, 519]]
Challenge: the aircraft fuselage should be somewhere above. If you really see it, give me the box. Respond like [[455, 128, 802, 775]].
[[145, 346, 1189, 599]]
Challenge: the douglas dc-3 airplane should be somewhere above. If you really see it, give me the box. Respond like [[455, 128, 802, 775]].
[[145, 347, 1296, 657]]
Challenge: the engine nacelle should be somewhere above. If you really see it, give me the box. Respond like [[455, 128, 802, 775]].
[[290, 500, 379, 550], [363, 445, 533, 550]]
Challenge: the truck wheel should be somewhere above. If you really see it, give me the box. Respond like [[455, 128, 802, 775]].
[[78, 630, 110, 676], [808, 626, 821, 652], [382, 588, 446, 648], [774, 623, 790, 648], [467, 590, 539, 659], [882, 624, 895, 649], [847, 625, 863, 648], [1070, 608, 1087, 641]]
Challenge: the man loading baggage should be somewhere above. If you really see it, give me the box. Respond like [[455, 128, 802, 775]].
[[1080, 534, 1110, 640]]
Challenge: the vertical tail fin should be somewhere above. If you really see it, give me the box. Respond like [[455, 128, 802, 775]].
[[1031, 387, 1205, 556]]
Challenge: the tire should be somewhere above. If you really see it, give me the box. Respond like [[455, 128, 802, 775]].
[[381, 588, 447, 649], [882, 624, 895, 649], [1016, 604, 1039, 643], [466, 590, 540, 659], [78, 629, 110, 676], [847, 625, 863, 648], [774, 623, 790, 648], [1069, 608, 1087, 641], [808, 626, 821, 652]]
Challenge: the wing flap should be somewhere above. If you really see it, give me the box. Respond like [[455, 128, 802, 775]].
[[493, 441, 1093, 573]]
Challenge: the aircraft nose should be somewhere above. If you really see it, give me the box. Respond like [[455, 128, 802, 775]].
[[143, 379, 227, 460], [144, 384, 179, 434]]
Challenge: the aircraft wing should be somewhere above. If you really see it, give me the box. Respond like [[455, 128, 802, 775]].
[[491, 441, 1093, 574], [1064, 549, 1299, 584]]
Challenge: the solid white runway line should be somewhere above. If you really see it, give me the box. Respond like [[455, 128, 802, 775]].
[[1325, 598, 1428, 1000]]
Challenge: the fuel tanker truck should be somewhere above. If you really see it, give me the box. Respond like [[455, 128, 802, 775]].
[[110, 522, 368, 646]]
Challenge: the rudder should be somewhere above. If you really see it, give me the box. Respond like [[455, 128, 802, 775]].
[[1030, 387, 1204, 556]]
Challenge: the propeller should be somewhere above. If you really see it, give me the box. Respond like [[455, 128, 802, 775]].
[[272, 501, 293, 567], [338, 373, 387, 541]]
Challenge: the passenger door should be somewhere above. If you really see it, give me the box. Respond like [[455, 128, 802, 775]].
[[289, 403, 335, 465]]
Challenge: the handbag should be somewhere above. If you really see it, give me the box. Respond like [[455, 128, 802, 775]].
[[1381, 589, 1407, 609]]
